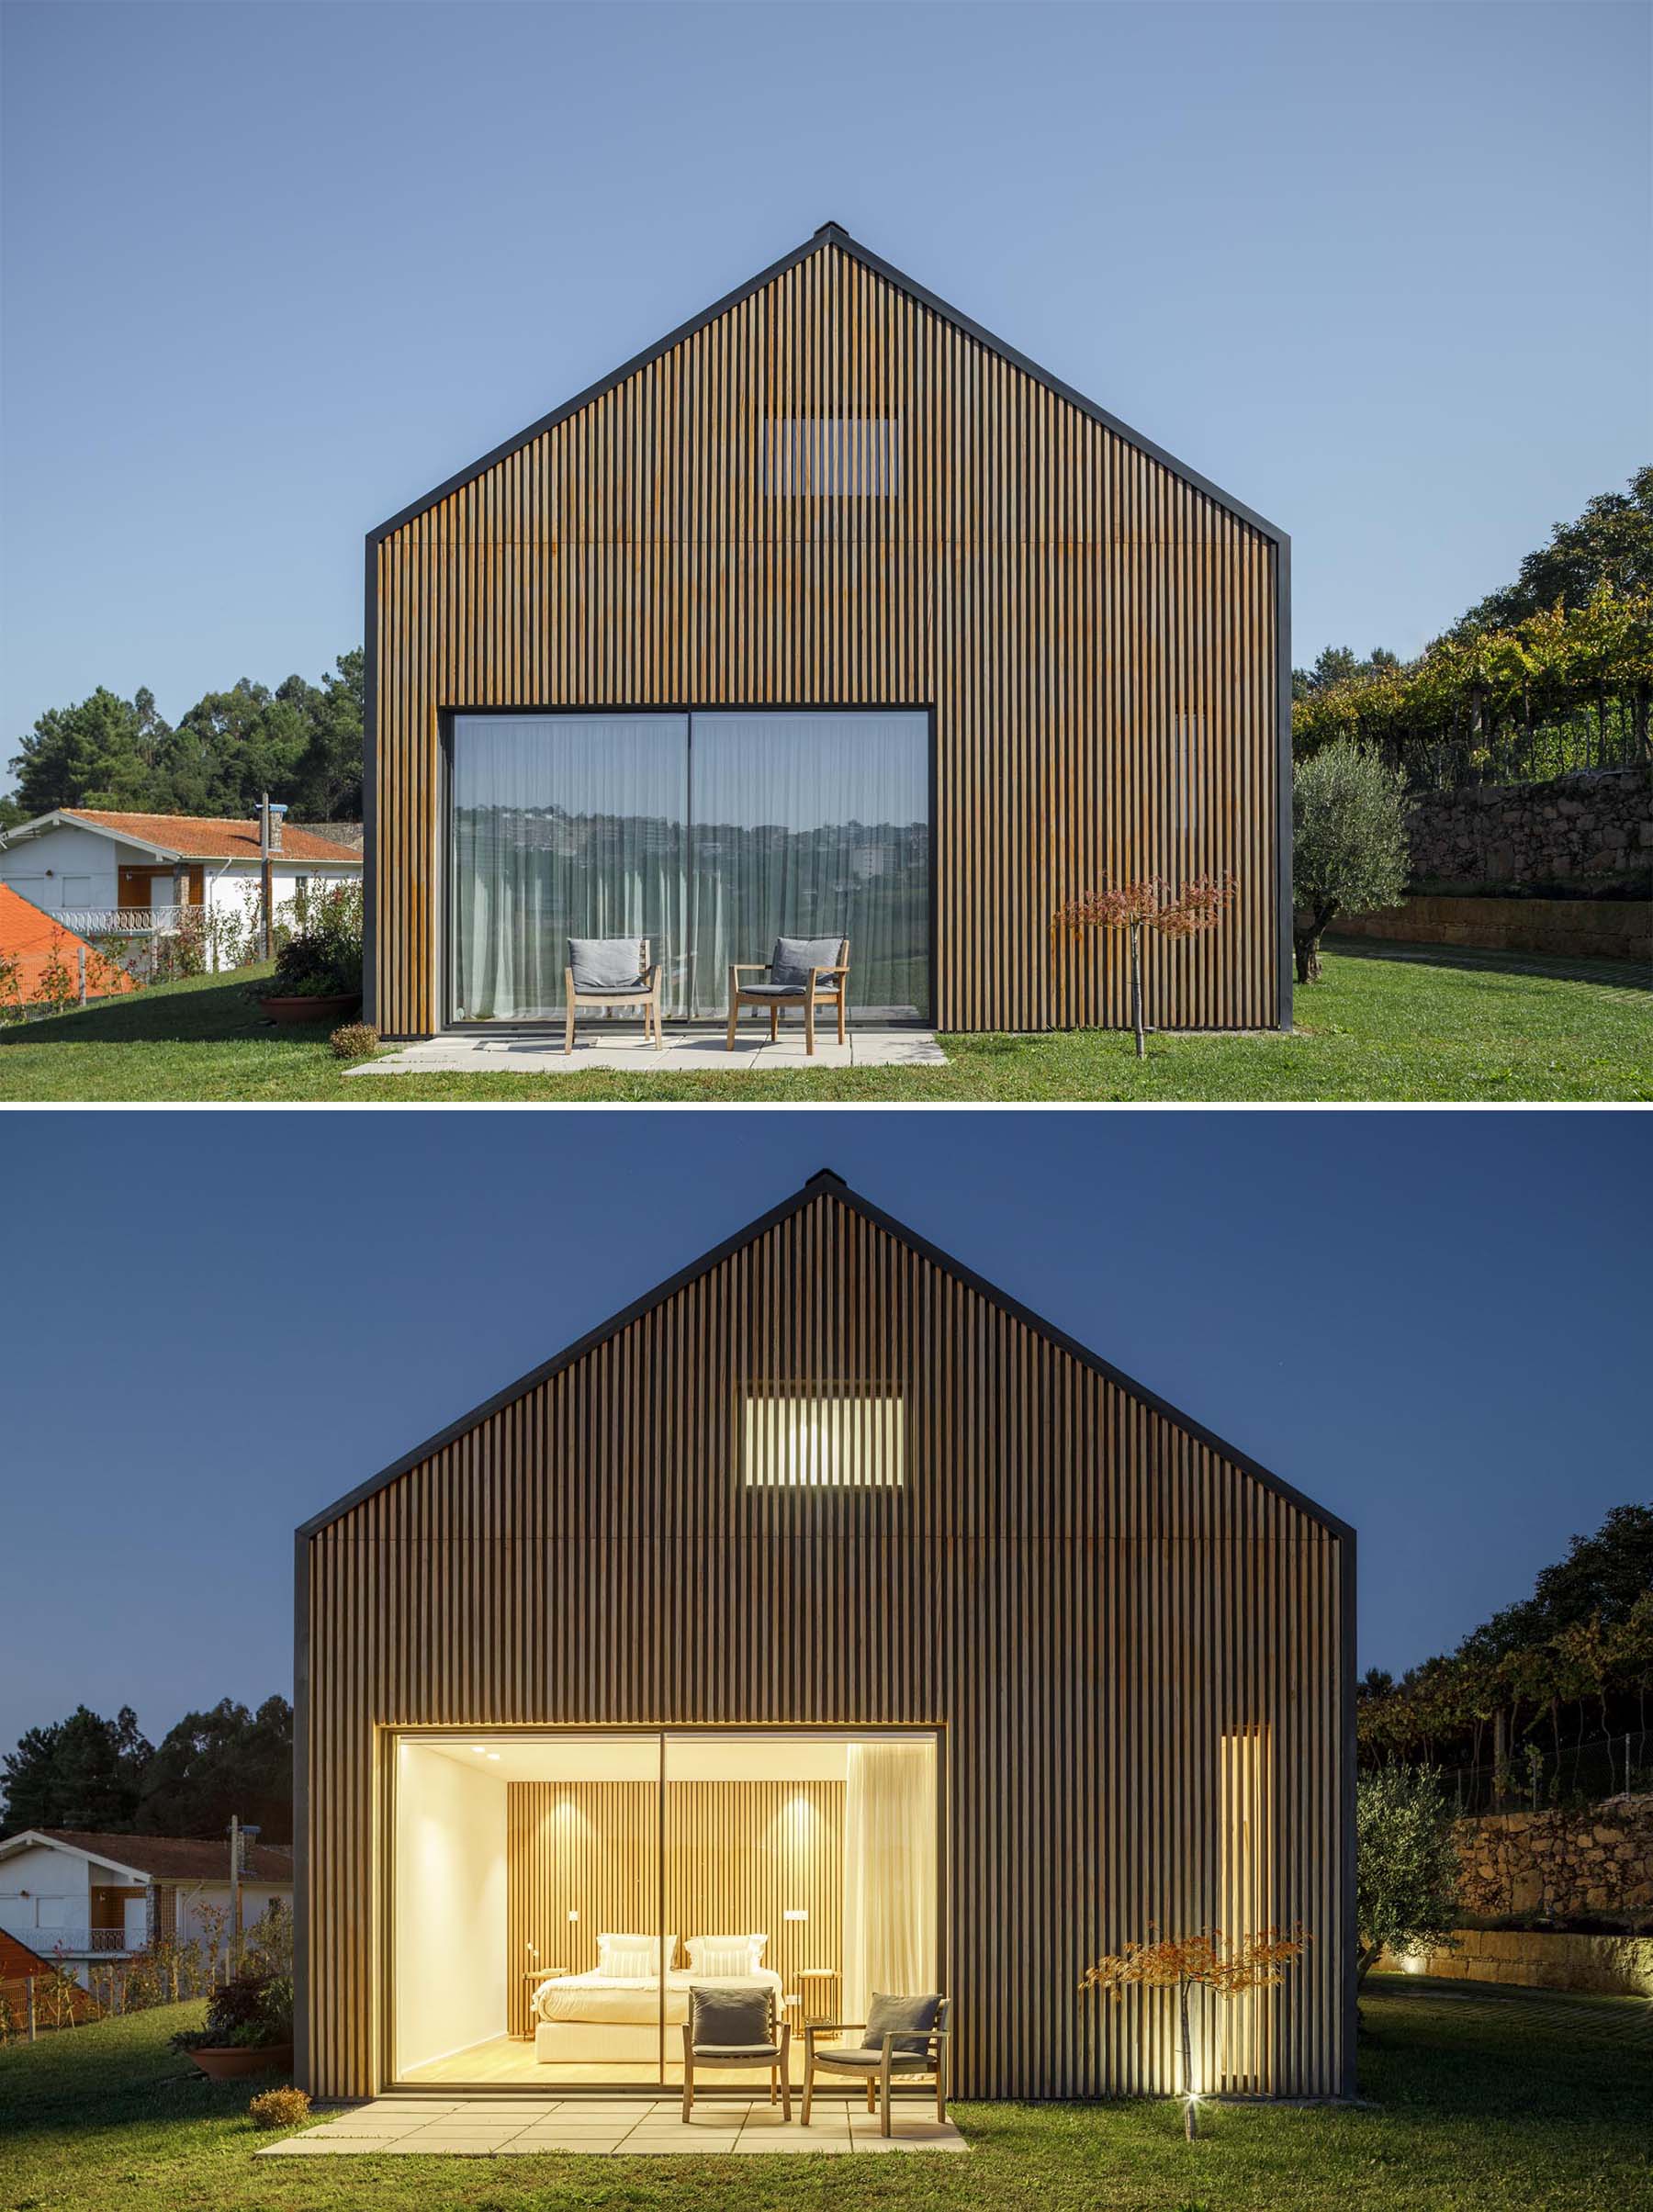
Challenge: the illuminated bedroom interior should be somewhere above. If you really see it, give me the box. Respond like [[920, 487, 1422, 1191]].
[[390, 1730, 939, 2089]]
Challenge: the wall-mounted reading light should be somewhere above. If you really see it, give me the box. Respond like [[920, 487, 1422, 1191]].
[[568, 1909, 579, 1924], [783, 1908, 808, 1924], [487, 1752, 501, 1761]]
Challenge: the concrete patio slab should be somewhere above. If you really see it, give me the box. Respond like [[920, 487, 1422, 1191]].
[[259, 2094, 968, 2156], [349, 1027, 947, 1079]]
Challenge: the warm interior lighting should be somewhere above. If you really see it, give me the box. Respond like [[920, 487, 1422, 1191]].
[[743, 1392, 904, 1488], [784, 1908, 808, 1923], [487, 1752, 501, 1762]]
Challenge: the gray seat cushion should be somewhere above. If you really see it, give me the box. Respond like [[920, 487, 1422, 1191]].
[[693, 2041, 782, 2061], [810, 2045, 932, 2072], [769, 936, 845, 988], [689, 1985, 774, 2054], [737, 982, 807, 999], [862, 1993, 940, 2056], [568, 937, 645, 991]]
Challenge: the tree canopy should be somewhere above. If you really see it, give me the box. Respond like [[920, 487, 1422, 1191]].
[[1, 1697, 293, 1843], [1293, 471, 1653, 787], [6, 652, 363, 824], [1358, 1506, 1653, 1775]]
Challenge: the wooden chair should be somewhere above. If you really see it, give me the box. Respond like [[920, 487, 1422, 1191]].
[[680, 1984, 792, 2123], [725, 936, 849, 1056], [563, 936, 663, 1053], [801, 1994, 950, 2137]]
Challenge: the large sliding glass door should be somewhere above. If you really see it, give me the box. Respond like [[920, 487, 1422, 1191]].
[[388, 1729, 939, 2094], [448, 711, 929, 1024]]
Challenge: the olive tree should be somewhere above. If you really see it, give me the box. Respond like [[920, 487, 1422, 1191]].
[[1291, 741, 1410, 982], [1355, 1763, 1459, 1984]]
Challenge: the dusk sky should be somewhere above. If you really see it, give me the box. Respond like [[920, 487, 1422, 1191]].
[[2, 1109, 1645, 1760], [3, 0, 1647, 777]]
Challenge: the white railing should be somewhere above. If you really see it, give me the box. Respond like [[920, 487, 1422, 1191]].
[[28, 1927, 144, 1955], [55, 907, 197, 937]]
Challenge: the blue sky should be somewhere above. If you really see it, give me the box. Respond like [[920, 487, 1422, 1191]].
[[2, 0, 1647, 784], [1, 1110, 1646, 1756]]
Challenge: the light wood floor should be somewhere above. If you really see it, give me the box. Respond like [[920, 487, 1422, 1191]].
[[400, 2036, 820, 2092]]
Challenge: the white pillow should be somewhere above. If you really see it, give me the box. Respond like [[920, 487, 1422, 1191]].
[[597, 1931, 678, 1974], [687, 1932, 767, 1971]]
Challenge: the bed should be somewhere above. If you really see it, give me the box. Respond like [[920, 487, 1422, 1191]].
[[531, 1965, 785, 2066]]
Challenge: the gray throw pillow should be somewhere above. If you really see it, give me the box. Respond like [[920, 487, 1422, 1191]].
[[770, 936, 844, 988], [691, 1984, 770, 2048], [862, 1992, 939, 2056], [568, 938, 643, 991]]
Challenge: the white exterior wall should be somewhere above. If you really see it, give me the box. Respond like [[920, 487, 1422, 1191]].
[[205, 863, 358, 969], [0, 1841, 94, 1945], [171, 1878, 292, 1947], [393, 1745, 508, 2074], [0, 824, 124, 912]]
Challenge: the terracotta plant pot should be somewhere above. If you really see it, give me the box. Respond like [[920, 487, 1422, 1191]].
[[257, 993, 362, 1026], [187, 2043, 295, 2081]]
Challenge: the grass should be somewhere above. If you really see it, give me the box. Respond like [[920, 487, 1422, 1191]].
[[2, 1981, 1649, 2211], [0, 946, 1646, 1102]]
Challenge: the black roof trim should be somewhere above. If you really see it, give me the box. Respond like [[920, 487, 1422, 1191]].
[[367, 222, 1288, 548], [298, 1174, 1347, 1544]]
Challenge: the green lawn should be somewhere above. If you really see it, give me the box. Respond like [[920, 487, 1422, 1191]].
[[2, 1981, 1647, 2211], [0, 947, 1646, 1102]]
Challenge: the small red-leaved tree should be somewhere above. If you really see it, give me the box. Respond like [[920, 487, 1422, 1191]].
[[1080, 1925, 1307, 2138], [1051, 875, 1238, 1059]]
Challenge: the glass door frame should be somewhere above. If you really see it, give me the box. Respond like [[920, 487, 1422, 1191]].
[[438, 705, 939, 1033], [380, 1722, 947, 2097]]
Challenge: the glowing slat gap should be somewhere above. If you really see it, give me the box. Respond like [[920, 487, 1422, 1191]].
[[742, 1393, 904, 1488]]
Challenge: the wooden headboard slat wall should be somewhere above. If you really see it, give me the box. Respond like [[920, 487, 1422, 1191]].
[[506, 1780, 844, 2037]]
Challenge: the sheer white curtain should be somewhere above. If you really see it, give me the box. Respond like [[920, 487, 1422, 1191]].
[[689, 713, 930, 1019], [842, 1742, 937, 2024], [449, 714, 687, 1021]]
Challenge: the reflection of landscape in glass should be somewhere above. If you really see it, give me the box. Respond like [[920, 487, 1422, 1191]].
[[450, 713, 929, 1021]]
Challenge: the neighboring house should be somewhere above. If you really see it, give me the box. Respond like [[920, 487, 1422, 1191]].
[[365, 222, 1290, 1042], [0, 1829, 294, 1989], [297, 1171, 1353, 2104], [0, 808, 361, 968], [0, 883, 135, 1005]]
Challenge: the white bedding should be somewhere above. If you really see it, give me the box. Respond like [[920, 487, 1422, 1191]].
[[533, 1966, 783, 2028]]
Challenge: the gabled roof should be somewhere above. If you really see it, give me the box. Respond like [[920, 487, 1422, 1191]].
[[0, 884, 135, 996], [301, 1170, 1349, 1544], [0, 810, 363, 866], [369, 221, 1288, 548], [0, 1828, 295, 1884]]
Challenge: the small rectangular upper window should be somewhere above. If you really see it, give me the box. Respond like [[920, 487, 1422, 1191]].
[[742, 1389, 904, 1488], [763, 419, 900, 498]]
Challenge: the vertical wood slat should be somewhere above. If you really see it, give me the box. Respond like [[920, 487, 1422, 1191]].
[[305, 1190, 1347, 2101], [371, 239, 1280, 1039]]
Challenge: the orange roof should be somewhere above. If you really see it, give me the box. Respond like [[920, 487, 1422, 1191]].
[[60, 810, 362, 864], [0, 884, 134, 1001]]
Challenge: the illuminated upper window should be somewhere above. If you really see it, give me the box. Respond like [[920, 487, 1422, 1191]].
[[763, 419, 901, 497], [742, 1390, 905, 1488]]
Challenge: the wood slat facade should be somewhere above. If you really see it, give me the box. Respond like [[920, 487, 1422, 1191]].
[[297, 1173, 1353, 2102], [365, 223, 1290, 1039]]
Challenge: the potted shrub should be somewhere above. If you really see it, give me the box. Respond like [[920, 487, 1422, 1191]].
[[255, 883, 364, 1025], [171, 1903, 294, 2079], [171, 1972, 293, 2079]]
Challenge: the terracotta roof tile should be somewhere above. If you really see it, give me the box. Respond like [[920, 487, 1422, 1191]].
[[0, 884, 134, 999], [61, 811, 363, 864], [32, 1829, 295, 1883]]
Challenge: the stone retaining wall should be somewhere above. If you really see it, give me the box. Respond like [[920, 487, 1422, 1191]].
[[1402, 766, 1651, 889], [1381, 1926, 1653, 1995], [1333, 895, 1650, 963], [1455, 1795, 1653, 1921]]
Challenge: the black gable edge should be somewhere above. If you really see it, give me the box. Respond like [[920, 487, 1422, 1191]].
[[365, 222, 1288, 549], [297, 1174, 1346, 1544]]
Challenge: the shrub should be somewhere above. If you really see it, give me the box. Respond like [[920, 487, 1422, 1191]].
[[249, 2085, 311, 2130], [170, 1967, 292, 2052], [262, 881, 363, 1000], [330, 1020, 379, 1061], [1355, 1763, 1460, 1983]]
